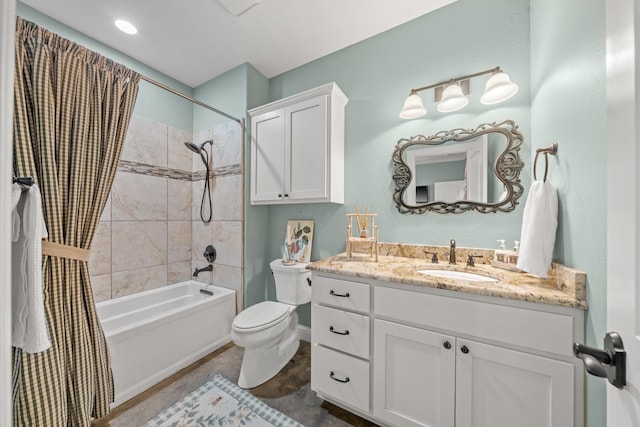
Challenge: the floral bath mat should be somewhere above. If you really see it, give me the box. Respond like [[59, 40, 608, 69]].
[[142, 374, 304, 427]]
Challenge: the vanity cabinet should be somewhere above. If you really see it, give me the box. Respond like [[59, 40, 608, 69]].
[[311, 276, 371, 413], [310, 272, 584, 427], [373, 319, 456, 427], [248, 82, 348, 205]]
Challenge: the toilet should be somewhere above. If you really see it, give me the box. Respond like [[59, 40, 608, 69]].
[[231, 259, 311, 389]]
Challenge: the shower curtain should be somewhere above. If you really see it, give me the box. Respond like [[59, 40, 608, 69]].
[[12, 17, 139, 426]]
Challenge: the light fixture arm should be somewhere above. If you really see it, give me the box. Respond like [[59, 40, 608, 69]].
[[408, 66, 501, 95]]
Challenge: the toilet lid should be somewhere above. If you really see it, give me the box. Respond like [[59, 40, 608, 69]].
[[233, 301, 290, 331]]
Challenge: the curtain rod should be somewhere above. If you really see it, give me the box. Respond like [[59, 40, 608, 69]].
[[139, 74, 243, 126]]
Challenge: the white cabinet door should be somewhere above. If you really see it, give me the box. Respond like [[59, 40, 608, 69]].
[[250, 109, 285, 202], [455, 338, 574, 427], [285, 95, 328, 201], [249, 82, 346, 205], [373, 319, 455, 427]]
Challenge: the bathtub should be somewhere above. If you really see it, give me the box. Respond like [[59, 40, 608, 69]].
[[96, 280, 236, 407]]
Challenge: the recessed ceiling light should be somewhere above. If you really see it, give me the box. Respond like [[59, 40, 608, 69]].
[[114, 19, 138, 35]]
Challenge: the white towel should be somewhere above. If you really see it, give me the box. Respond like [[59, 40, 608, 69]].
[[11, 184, 51, 353], [516, 180, 558, 278]]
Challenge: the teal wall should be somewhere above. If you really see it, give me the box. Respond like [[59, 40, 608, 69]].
[[16, 2, 194, 132], [531, 1, 606, 426], [258, 0, 531, 324], [193, 64, 248, 132], [244, 65, 270, 307]]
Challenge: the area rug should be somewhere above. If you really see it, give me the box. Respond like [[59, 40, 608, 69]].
[[142, 374, 304, 427]]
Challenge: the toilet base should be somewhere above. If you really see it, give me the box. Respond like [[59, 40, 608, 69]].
[[237, 313, 299, 389]]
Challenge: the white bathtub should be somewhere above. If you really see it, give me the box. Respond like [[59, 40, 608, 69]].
[[96, 281, 236, 407]]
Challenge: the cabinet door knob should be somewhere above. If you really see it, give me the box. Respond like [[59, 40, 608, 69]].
[[329, 290, 350, 298], [283, 193, 289, 198], [278, 194, 283, 198], [461, 345, 470, 354], [443, 341, 452, 350], [330, 371, 350, 383], [329, 326, 350, 336], [307, 278, 312, 286]]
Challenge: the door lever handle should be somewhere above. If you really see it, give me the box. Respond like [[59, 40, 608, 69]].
[[574, 332, 626, 389]]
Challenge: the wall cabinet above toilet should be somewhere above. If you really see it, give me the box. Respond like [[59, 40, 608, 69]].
[[248, 82, 348, 205]]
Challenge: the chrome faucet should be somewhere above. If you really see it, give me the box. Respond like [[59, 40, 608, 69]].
[[193, 265, 213, 277], [449, 239, 456, 264]]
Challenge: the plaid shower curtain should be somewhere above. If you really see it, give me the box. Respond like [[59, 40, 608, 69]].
[[12, 17, 139, 426]]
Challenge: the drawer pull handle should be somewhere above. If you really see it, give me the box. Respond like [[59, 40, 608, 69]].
[[461, 345, 470, 354], [329, 326, 350, 336], [330, 371, 350, 383], [330, 290, 350, 298]]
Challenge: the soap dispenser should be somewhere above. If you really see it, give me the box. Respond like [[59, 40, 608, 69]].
[[494, 240, 508, 263], [493, 239, 522, 272]]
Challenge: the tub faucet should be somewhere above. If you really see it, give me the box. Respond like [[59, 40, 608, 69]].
[[449, 239, 456, 264], [193, 265, 213, 277]]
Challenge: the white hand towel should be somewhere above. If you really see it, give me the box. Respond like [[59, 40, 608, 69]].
[[11, 184, 51, 353], [516, 180, 558, 278]]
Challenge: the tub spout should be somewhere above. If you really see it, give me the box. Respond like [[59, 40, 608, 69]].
[[193, 265, 213, 277]]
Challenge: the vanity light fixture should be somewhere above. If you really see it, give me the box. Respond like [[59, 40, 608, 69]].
[[114, 19, 138, 35], [437, 82, 469, 113], [399, 66, 518, 119]]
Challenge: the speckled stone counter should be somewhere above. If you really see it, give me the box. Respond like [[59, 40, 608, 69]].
[[308, 243, 587, 309]]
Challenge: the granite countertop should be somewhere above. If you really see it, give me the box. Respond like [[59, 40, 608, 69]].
[[307, 244, 587, 309]]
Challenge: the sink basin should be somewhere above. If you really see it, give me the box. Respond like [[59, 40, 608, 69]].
[[417, 269, 498, 282]]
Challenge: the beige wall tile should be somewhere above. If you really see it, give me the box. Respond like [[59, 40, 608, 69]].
[[89, 222, 111, 276], [191, 221, 214, 263], [168, 261, 192, 284], [212, 121, 242, 169], [211, 221, 242, 268], [112, 265, 167, 298], [211, 174, 242, 221], [211, 264, 242, 313], [168, 127, 193, 171], [112, 221, 167, 272], [90, 274, 112, 303], [192, 179, 216, 221], [168, 221, 192, 263], [121, 115, 168, 166], [168, 179, 192, 221], [100, 193, 111, 221], [112, 173, 167, 221]]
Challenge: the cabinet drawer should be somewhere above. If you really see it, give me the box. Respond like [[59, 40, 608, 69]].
[[311, 344, 370, 413], [375, 286, 575, 357], [312, 275, 370, 313], [312, 304, 370, 359]]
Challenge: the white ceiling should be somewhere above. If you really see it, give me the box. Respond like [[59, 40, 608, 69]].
[[21, 0, 457, 88]]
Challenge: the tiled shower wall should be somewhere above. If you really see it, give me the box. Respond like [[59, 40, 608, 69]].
[[191, 122, 243, 313], [89, 115, 243, 312]]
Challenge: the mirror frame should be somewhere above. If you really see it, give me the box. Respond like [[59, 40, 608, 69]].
[[392, 120, 524, 214]]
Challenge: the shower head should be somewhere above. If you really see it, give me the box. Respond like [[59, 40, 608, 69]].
[[184, 139, 213, 153], [184, 141, 201, 154], [184, 140, 213, 167]]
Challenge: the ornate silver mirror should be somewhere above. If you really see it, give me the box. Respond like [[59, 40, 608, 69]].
[[392, 120, 524, 214]]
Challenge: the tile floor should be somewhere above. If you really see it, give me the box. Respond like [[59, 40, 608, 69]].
[[92, 341, 378, 426]]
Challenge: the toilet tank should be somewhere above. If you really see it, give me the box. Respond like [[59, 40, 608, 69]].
[[270, 259, 312, 305]]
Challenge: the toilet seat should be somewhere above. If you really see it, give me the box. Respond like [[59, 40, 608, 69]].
[[232, 301, 291, 332]]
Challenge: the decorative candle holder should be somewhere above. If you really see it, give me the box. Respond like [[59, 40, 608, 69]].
[[346, 212, 379, 261]]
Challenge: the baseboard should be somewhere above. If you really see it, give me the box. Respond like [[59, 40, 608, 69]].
[[298, 325, 311, 342]]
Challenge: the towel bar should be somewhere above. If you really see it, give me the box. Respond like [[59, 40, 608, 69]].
[[533, 142, 558, 182]]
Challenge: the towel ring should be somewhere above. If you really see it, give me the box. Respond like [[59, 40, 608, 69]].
[[533, 142, 558, 182]]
